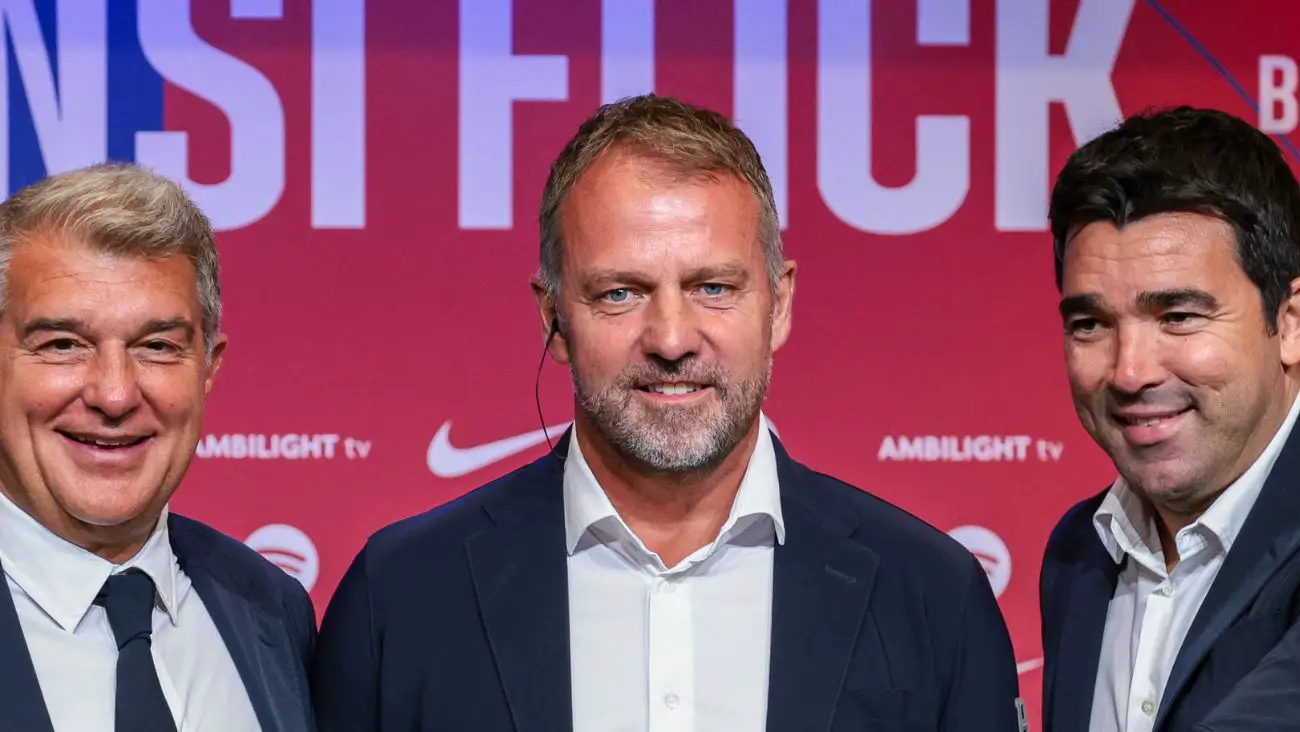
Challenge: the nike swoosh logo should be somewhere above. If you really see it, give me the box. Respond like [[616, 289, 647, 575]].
[[427, 420, 572, 478], [1016, 657, 1043, 675]]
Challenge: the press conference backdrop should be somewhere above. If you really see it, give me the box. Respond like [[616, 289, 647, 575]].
[[8, 0, 1300, 727]]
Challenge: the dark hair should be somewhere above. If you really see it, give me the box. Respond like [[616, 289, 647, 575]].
[[1049, 106, 1300, 334]]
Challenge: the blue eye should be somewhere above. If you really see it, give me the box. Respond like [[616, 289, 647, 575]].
[[701, 283, 727, 296], [605, 288, 630, 303]]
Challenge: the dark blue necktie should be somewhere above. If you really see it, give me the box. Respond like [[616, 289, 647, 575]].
[[97, 569, 178, 732]]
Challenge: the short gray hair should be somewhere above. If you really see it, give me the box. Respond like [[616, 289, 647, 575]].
[[0, 162, 222, 358], [538, 94, 783, 302]]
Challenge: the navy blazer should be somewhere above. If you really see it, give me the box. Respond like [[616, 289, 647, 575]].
[[311, 431, 1023, 731], [1040, 421, 1300, 731], [0, 513, 318, 732]]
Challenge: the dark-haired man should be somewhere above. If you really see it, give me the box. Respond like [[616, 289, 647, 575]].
[[1041, 106, 1300, 731]]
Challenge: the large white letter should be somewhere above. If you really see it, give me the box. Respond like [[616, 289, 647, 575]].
[[0, 0, 107, 189], [312, 0, 366, 228], [459, 0, 568, 230], [995, 0, 1133, 231], [1260, 55, 1298, 134], [602, 0, 653, 103], [136, 0, 285, 231], [734, 0, 788, 228], [817, 0, 970, 235]]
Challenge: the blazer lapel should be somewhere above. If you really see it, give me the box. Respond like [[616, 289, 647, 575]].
[[0, 559, 55, 732], [1046, 531, 1120, 732], [764, 442, 878, 731], [1155, 427, 1300, 729], [465, 447, 572, 732], [171, 517, 308, 732]]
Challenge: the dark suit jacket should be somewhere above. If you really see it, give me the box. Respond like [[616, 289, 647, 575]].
[[0, 513, 318, 732], [311, 431, 1023, 731], [1040, 423, 1300, 731]]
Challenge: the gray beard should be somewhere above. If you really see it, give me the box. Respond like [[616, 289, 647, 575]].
[[571, 355, 772, 474]]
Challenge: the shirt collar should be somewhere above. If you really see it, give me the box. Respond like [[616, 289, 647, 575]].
[[0, 492, 180, 632], [1094, 389, 1300, 563], [563, 412, 786, 556]]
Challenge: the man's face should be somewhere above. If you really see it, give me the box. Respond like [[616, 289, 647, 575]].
[[538, 152, 795, 473], [0, 235, 224, 554], [1061, 212, 1300, 513]]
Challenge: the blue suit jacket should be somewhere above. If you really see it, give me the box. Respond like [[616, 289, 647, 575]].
[[0, 513, 318, 732], [310, 431, 1023, 731], [1040, 423, 1300, 731]]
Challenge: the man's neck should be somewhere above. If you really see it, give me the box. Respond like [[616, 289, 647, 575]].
[[575, 415, 761, 568]]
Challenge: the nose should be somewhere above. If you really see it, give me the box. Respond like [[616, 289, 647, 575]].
[[1110, 324, 1169, 395], [82, 346, 142, 421], [639, 290, 703, 363]]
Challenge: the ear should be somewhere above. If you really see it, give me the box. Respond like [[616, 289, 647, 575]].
[[769, 260, 797, 352], [531, 277, 572, 365], [1280, 278, 1300, 368], [203, 333, 228, 396]]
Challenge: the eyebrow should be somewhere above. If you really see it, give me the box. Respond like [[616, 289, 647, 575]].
[[1135, 288, 1219, 312], [580, 262, 753, 290], [1058, 294, 1101, 320], [21, 317, 196, 341], [21, 317, 90, 340], [1058, 288, 1220, 319]]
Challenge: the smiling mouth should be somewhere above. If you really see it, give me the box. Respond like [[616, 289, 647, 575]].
[[58, 431, 152, 449], [638, 383, 708, 395], [1114, 408, 1191, 427]]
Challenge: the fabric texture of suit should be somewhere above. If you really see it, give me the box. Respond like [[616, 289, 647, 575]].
[[311, 430, 1023, 731], [1040, 422, 1300, 732], [0, 513, 318, 732]]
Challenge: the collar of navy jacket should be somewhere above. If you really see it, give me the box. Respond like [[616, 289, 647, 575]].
[[464, 428, 881, 732], [1043, 417, 1300, 732], [0, 513, 312, 732]]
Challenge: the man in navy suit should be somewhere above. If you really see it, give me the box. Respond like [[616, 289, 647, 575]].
[[0, 162, 316, 731], [1040, 106, 1300, 731], [310, 94, 1023, 731]]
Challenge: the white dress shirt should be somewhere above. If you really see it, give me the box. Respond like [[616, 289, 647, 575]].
[[565, 413, 785, 732], [0, 491, 263, 731], [1089, 392, 1300, 732]]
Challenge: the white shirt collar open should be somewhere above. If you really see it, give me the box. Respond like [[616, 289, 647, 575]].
[[563, 412, 786, 568]]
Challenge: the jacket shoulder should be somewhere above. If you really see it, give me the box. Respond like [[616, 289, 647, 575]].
[[1043, 487, 1110, 564], [168, 513, 314, 612], [795, 464, 980, 575], [360, 452, 559, 569]]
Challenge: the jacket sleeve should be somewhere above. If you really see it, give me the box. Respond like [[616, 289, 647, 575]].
[[310, 544, 380, 732], [941, 554, 1026, 732]]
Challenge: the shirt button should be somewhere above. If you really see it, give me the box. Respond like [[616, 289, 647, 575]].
[[1141, 700, 1156, 715], [662, 580, 676, 594], [664, 692, 679, 709]]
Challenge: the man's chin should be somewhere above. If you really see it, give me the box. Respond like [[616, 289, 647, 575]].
[[51, 481, 166, 526]]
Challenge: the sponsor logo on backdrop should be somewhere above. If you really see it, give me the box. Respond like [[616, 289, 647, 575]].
[[878, 435, 1063, 462], [244, 524, 319, 591], [427, 421, 572, 478], [946, 524, 1012, 598], [1017, 658, 1044, 676], [195, 433, 372, 460]]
